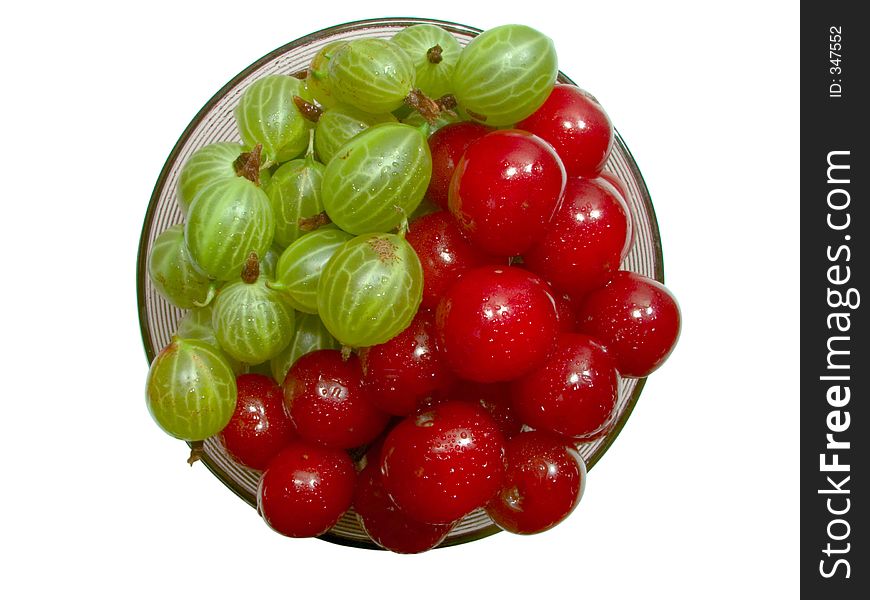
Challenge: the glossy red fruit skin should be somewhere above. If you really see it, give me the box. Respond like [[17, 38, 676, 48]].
[[283, 350, 390, 449], [218, 374, 297, 471], [257, 440, 356, 538], [524, 177, 631, 298], [405, 212, 495, 310], [597, 172, 635, 260], [429, 381, 522, 439], [380, 401, 506, 525], [576, 271, 681, 378], [512, 333, 619, 440], [516, 84, 614, 178], [358, 310, 455, 416], [435, 265, 559, 383], [600, 170, 627, 202], [427, 122, 494, 209], [354, 455, 455, 553], [553, 291, 581, 332], [448, 129, 567, 257], [486, 430, 585, 535]]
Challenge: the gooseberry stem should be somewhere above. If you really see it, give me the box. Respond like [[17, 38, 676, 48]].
[[426, 44, 443, 64], [414, 121, 431, 140], [294, 95, 322, 123], [404, 88, 441, 126], [396, 212, 410, 239], [436, 94, 458, 113], [187, 441, 205, 466], [298, 211, 332, 232], [233, 144, 263, 185], [192, 282, 218, 308], [265, 280, 288, 292], [304, 128, 316, 159], [465, 108, 488, 122], [241, 252, 260, 284]]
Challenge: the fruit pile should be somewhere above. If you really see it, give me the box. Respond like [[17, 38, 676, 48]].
[[144, 23, 681, 553]]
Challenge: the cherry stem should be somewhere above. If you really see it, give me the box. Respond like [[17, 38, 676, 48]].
[[404, 88, 442, 126], [426, 44, 443, 64], [241, 252, 260, 284], [298, 211, 332, 232], [294, 95, 322, 123], [348, 443, 372, 466], [187, 441, 205, 466], [233, 144, 262, 185]]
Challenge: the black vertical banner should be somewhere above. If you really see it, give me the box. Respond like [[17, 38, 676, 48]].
[[801, 4, 867, 597]]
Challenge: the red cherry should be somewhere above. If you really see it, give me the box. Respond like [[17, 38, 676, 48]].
[[599, 170, 627, 201], [516, 84, 614, 178], [427, 122, 494, 209], [354, 454, 455, 553], [435, 265, 559, 383], [486, 430, 586, 535], [380, 401, 506, 524], [524, 177, 631, 298], [283, 350, 390, 449], [358, 310, 455, 417], [598, 171, 635, 259], [553, 291, 581, 332], [511, 333, 619, 440], [433, 380, 522, 440], [576, 271, 681, 378], [257, 440, 356, 538], [405, 212, 495, 310], [218, 374, 297, 471], [448, 129, 566, 257], [513, 264, 581, 333]]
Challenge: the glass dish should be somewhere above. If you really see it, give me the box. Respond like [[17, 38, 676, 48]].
[[137, 16, 664, 549]]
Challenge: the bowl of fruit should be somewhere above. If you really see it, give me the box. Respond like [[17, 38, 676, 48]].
[[138, 16, 680, 553]]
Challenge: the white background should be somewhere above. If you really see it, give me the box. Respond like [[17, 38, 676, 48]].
[[0, 1, 799, 597]]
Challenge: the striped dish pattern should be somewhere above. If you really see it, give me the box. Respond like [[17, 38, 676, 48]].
[[270, 312, 339, 384], [176, 142, 244, 214], [392, 24, 461, 99], [234, 75, 310, 164], [275, 227, 353, 313], [147, 224, 214, 309], [212, 279, 296, 365], [453, 25, 558, 126], [329, 38, 415, 114], [146, 339, 237, 441], [314, 104, 397, 164], [184, 177, 275, 281], [323, 123, 431, 234], [266, 157, 326, 248], [138, 18, 663, 550], [317, 233, 423, 348]]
